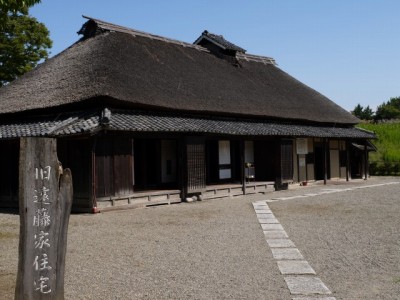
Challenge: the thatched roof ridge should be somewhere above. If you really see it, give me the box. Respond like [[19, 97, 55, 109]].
[[0, 17, 359, 125], [79, 16, 207, 52]]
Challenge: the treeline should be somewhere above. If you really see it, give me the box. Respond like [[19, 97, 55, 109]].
[[352, 97, 400, 121]]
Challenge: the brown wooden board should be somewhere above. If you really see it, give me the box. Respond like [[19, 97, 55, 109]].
[[15, 137, 73, 300]]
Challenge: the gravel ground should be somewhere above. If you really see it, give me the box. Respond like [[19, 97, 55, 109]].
[[1, 176, 399, 299], [1, 193, 288, 299], [269, 177, 400, 299]]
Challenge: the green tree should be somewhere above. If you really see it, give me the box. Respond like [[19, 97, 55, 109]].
[[0, 0, 41, 12], [361, 105, 374, 120], [0, 1, 51, 87], [351, 104, 364, 119], [351, 104, 375, 121], [375, 97, 400, 120]]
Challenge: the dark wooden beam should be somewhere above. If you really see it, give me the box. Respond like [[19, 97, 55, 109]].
[[240, 140, 246, 195], [346, 140, 350, 182], [364, 144, 368, 180]]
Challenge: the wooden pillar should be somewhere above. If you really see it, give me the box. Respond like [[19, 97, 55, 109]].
[[178, 137, 186, 200], [91, 137, 98, 212], [240, 140, 246, 195], [346, 140, 350, 181], [364, 144, 368, 180], [297, 154, 300, 183], [323, 138, 328, 185], [305, 154, 308, 182]]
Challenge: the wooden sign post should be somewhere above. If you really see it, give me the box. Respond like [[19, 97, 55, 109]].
[[15, 138, 73, 300]]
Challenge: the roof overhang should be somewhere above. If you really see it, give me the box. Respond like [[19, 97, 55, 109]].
[[352, 140, 377, 151], [0, 109, 377, 140]]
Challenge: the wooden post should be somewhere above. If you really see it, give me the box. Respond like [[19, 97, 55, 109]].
[[91, 137, 98, 213], [364, 144, 368, 180], [346, 140, 350, 182], [323, 138, 328, 185], [15, 137, 73, 300], [240, 140, 246, 195]]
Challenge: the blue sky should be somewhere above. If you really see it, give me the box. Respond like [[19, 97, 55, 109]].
[[30, 0, 400, 112]]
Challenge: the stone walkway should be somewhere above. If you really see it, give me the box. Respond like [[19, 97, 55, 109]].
[[253, 200, 334, 299]]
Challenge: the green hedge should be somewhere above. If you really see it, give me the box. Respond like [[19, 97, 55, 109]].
[[369, 161, 400, 176]]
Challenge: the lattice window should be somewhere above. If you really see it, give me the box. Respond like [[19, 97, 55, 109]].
[[186, 142, 206, 192]]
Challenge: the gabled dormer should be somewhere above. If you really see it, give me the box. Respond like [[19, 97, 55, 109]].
[[194, 30, 246, 65]]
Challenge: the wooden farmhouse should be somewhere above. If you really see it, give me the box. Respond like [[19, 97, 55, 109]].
[[0, 16, 376, 212]]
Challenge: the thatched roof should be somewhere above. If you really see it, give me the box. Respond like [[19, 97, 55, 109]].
[[0, 16, 359, 125]]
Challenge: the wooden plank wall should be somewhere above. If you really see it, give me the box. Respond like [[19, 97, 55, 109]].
[[95, 136, 133, 198], [57, 138, 92, 210]]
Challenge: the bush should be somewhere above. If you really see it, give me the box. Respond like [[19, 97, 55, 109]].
[[369, 160, 400, 176]]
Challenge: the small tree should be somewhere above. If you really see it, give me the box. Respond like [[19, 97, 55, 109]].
[[0, 1, 51, 87]]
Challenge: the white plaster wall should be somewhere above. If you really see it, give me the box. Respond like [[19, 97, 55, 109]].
[[307, 164, 315, 180], [298, 154, 307, 182], [293, 147, 298, 182]]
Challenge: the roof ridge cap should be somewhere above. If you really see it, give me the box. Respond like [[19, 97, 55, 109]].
[[194, 29, 246, 53], [236, 52, 277, 65]]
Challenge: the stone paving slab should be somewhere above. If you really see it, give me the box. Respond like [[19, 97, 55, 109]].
[[263, 230, 289, 239], [253, 200, 267, 205], [261, 223, 284, 231], [284, 276, 331, 295], [253, 207, 269, 211], [252, 202, 268, 206], [277, 260, 316, 275], [258, 218, 279, 224], [292, 297, 336, 300], [254, 209, 272, 214], [267, 238, 296, 248], [271, 248, 304, 260], [256, 213, 275, 219]]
